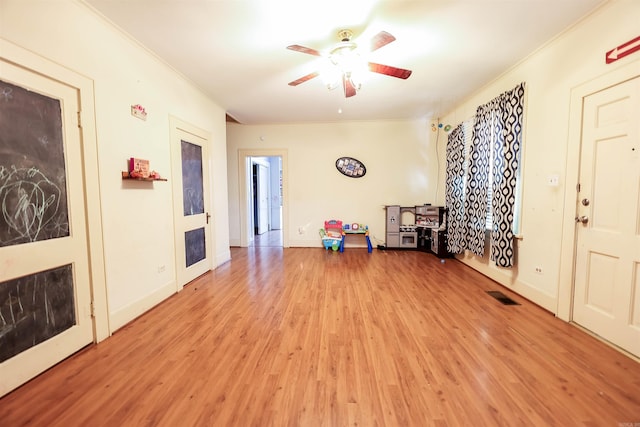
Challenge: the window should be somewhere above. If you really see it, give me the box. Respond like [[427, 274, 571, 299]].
[[445, 82, 525, 267], [461, 114, 522, 234], [460, 116, 495, 231]]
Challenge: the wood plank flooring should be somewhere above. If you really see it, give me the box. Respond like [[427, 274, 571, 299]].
[[251, 230, 283, 247], [1, 247, 639, 426]]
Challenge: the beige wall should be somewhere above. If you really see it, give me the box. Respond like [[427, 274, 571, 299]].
[[0, 0, 231, 332], [439, 0, 640, 312], [227, 120, 440, 248]]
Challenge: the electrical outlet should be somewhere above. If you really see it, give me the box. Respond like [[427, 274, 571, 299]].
[[534, 266, 543, 274]]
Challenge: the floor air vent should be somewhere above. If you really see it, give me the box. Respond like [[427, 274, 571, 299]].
[[486, 291, 520, 305]]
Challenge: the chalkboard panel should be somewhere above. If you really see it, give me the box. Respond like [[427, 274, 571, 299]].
[[0, 79, 69, 247], [185, 227, 206, 267], [181, 140, 204, 216], [0, 264, 76, 363]]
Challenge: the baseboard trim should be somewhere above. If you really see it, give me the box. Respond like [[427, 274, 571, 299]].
[[216, 249, 231, 266], [109, 280, 176, 332]]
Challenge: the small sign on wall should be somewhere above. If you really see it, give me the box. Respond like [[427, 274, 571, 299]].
[[129, 157, 150, 178], [606, 35, 640, 64], [131, 104, 147, 120]]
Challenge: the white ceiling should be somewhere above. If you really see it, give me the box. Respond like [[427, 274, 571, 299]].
[[84, 0, 605, 125]]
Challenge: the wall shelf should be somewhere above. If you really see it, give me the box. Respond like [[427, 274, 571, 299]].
[[121, 171, 167, 181]]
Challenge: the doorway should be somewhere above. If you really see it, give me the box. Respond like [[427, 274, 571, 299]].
[[559, 60, 640, 358], [250, 157, 282, 247], [238, 149, 288, 248], [572, 75, 640, 357], [0, 40, 107, 397], [170, 117, 213, 288]]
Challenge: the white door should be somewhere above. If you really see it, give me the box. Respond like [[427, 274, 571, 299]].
[[269, 158, 282, 231], [0, 61, 94, 396], [573, 75, 640, 357], [170, 118, 212, 288], [256, 163, 270, 235]]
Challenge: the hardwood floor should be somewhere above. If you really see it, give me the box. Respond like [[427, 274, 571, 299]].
[[1, 247, 639, 426], [251, 230, 282, 247]]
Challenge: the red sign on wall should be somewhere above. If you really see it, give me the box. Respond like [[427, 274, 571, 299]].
[[606, 36, 640, 64]]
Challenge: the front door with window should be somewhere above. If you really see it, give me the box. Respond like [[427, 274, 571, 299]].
[[573, 75, 640, 357]]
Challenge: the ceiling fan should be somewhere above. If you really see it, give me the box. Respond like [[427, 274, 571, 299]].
[[287, 29, 412, 98]]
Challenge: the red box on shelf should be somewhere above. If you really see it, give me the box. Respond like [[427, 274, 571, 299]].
[[129, 157, 150, 178]]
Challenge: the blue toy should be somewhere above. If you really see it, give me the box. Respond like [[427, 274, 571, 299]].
[[319, 219, 343, 251]]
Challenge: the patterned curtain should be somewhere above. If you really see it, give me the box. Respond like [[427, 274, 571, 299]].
[[443, 82, 525, 266], [462, 100, 496, 257], [490, 83, 525, 267], [445, 123, 466, 253]]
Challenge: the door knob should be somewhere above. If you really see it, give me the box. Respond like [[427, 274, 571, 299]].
[[575, 215, 589, 224], [581, 198, 590, 206]]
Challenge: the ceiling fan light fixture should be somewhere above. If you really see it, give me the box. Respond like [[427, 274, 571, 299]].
[[348, 60, 368, 89], [328, 53, 366, 94], [324, 30, 366, 94], [287, 29, 412, 98], [319, 61, 342, 90], [329, 43, 358, 68], [322, 68, 364, 93]]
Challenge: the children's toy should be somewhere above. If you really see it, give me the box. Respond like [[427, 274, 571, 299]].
[[341, 223, 373, 253], [319, 219, 343, 251], [320, 220, 373, 253]]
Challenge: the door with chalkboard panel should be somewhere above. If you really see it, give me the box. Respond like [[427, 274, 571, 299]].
[[170, 117, 213, 288], [0, 59, 94, 396]]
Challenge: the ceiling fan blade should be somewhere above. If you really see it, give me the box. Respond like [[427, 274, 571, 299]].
[[288, 71, 320, 86], [368, 62, 412, 79], [370, 31, 396, 51], [343, 75, 357, 98], [286, 45, 323, 57]]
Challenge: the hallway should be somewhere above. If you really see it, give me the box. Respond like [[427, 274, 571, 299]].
[[251, 229, 282, 247]]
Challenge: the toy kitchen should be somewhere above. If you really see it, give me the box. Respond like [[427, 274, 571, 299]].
[[384, 204, 450, 257]]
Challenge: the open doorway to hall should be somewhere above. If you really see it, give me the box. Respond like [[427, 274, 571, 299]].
[[250, 156, 283, 247]]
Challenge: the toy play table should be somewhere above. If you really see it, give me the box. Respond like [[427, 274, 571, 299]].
[[340, 229, 373, 253]]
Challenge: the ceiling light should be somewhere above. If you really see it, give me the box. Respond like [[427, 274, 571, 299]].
[[321, 30, 367, 94], [288, 29, 412, 98]]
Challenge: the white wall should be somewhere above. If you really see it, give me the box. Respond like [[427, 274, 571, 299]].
[[0, 0, 230, 332], [438, 0, 640, 312], [227, 120, 439, 247]]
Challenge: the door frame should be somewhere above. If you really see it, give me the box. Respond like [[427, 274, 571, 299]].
[[557, 58, 640, 321], [169, 116, 214, 290], [238, 149, 288, 247], [0, 39, 109, 341]]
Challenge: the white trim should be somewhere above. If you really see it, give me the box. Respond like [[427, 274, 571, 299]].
[[109, 280, 176, 332], [238, 149, 289, 248]]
